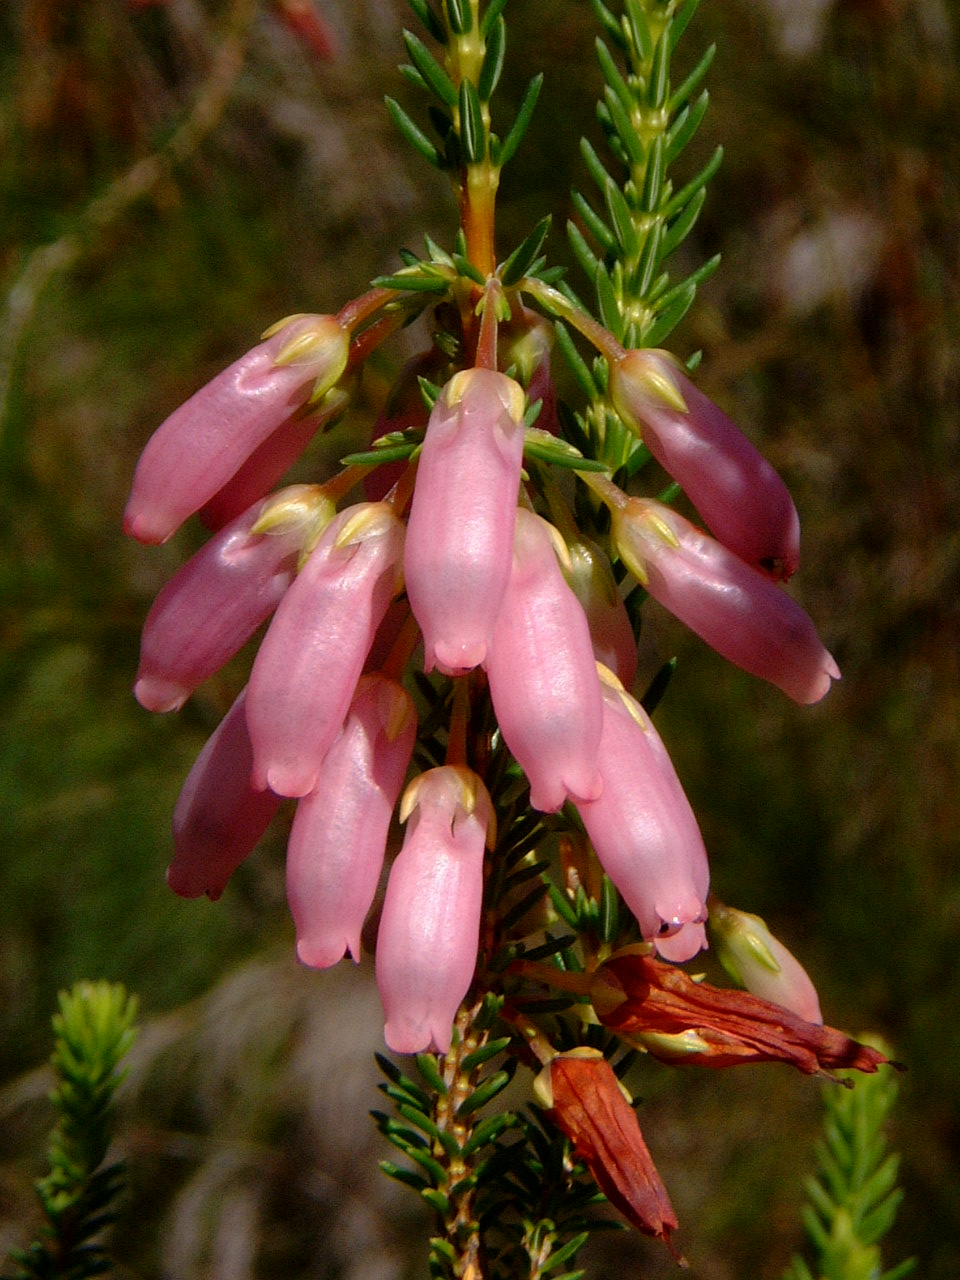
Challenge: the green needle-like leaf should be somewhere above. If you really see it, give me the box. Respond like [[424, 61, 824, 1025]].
[[480, 0, 508, 38], [407, 0, 446, 43], [500, 215, 551, 286], [403, 29, 458, 105], [496, 73, 543, 169], [385, 96, 444, 168], [478, 16, 506, 101], [459, 79, 486, 163]]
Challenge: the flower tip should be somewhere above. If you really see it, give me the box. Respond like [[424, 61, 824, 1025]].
[[122, 503, 168, 546], [296, 935, 352, 970], [165, 860, 223, 901], [262, 762, 316, 799], [383, 1018, 450, 1057], [798, 650, 841, 704], [433, 638, 488, 675], [134, 675, 188, 714]]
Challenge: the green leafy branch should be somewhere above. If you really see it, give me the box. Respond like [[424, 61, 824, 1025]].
[[784, 1038, 915, 1280], [3, 983, 139, 1280]]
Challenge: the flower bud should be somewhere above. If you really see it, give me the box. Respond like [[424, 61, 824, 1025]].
[[134, 488, 332, 712], [555, 534, 637, 688], [612, 497, 839, 704], [485, 510, 603, 811], [708, 900, 822, 1024], [575, 670, 709, 955], [124, 314, 349, 544], [286, 676, 416, 969], [168, 687, 282, 900], [610, 349, 800, 580], [404, 368, 526, 674], [246, 502, 404, 797], [376, 766, 494, 1054]]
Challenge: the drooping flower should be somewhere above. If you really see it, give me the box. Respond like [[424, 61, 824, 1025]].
[[245, 501, 404, 798], [708, 899, 823, 1024], [485, 509, 604, 812], [403, 368, 526, 674], [167, 687, 282, 901], [286, 675, 416, 969], [609, 347, 801, 580], [134, 487, 333, 712], [533, 1048, 678, 1246], [591, 949, 890, 1076], [124, 313, 349, 544], [612, 496, 840, 704], [376, 766, 495, 1055], [575, 668, 709, 957]]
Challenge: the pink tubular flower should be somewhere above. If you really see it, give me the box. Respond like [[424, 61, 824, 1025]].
[[168, 687, 282, 900], [124, 314, 349, 545], [403, 368, 526, 674], [286, 676, 416, 969], [612, 497, 840, 704], [376, 766, 495, 1054], [134, 487, 333, 712], [609, 348, 800, 580], [485, 510, 603, 812], [708, 899, 822, 1024], [245, 502, 404, 798], [575, 669, 709, 956]]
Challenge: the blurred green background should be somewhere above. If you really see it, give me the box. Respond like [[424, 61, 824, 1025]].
[[1, 1, 958, 1276]]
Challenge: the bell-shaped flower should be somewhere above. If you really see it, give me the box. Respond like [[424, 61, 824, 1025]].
[[404, 368, 526, 674], [575, 669, 709, 956], [376, 766, 494, 1055], [485, 510, 603, 811], [708, 899, 822, 1024], [591, 950, 890, 1077], [609, 348, 800, 580], [612, 497, 839, 704], [245, 501, 404, 798], [135, 487, 333, 712], [286, 676, 416, 969], [168, 687, 282, 900], [533, 1048, 678, 1246], [555, 534, 638, 688], [124, 313, 349, 544]]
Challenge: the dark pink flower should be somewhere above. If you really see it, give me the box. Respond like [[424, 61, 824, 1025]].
[[167, 687, 282, 901], [610, 348, 800, 580], [612, 497, 839, 703], [134, 487, 331, 712], [124, 314, 348, 544]]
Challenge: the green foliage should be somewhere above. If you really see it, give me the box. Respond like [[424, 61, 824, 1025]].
[[784, 1042, 916, 1280], [3, 983, 138, 1280]]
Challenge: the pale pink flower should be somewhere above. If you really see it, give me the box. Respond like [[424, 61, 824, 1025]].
[[134, 487, 332, 712], [124, 314, 349, 544], [575, 670, 709, 956], [376, 766, 495, 1055], [610, 349, 801, 580], [286, 676, 416, 969], [167, 687, 282, 900], [245, 502, 404, 797], [404, 368, 526, 674], [709, 900, 822, 1024], [612, 498, 840, 704], [485, 510, 603, 811]]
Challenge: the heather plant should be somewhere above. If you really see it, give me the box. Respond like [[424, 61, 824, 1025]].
[[42, 0, 916, 1274]]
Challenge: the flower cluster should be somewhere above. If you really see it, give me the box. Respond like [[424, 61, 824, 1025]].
[[125, 291, 839, 1064]]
